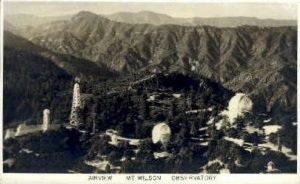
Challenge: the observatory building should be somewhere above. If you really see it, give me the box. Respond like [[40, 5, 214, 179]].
[[4, 129, 15, 140], [152, 123, 171, 146], [70, 78, 81, 127], [43, 109, 50, 132], [4, 109, 59, 140], [226, 93, 253, 123]]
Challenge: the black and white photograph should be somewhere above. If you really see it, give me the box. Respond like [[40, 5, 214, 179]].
[[2, 0, 298, 177]]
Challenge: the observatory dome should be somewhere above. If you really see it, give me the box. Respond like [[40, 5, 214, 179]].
[[227, 93, 253, 123], [152, 123, 171, 145], [43, 109, 50, 115]]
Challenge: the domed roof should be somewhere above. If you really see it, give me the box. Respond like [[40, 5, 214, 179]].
[[227, 93, 253, 123], [43, 109, 50, 114], [152, 123, 171, 144]]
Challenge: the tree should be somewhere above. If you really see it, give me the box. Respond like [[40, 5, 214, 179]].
[[108, 150, 123, 166], [135, 123, 149, 139], [280, 121, 297, 154], [123, 149, 134, 160], [122, 159, 134, 173], [175, 125, 191, 146], [187, 86, 196, 109], [251, 132, 260, 146], [137, 139, 153, 156], [190, 122, 198, 137], [206, 162, 222, 173], [97, 135, 111, 155], [139, 94, 149, 120], [235, 116, 245, 132], [168, 99, 176, 120]]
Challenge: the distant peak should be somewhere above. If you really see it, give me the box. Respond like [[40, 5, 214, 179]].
[[71, 10, 112, 26], [73, 11, 98, 18], [137, 11, 157, 14], [137, 11, 170, 17]]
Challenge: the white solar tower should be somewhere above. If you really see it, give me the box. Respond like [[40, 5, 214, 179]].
[[70, 78, 81, 127], [43, 109, 50, 132]]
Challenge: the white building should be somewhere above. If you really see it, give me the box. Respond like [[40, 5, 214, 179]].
[[70, 78, 81, 127], [266, 161, 280, 173], [152, 123, 171, 146], [43, 109, 50, 132], [4, 129, 15, 140], [5, 109, 59, 139], [224, 93, 253, 123]]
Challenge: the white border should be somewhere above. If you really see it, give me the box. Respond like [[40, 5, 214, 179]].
[[0, 1, 299, 184], [1, 0, 300, 3], [1, 0, 4, 177], [1, 174, 299, 184]]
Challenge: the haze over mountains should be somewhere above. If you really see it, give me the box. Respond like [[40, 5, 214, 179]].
[[5, 10, 296, 28], [106, 11, 297, 27], [4, 10, 297, 121]]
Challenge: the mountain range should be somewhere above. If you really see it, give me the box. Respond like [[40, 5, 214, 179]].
[[107, 11, 297, 27], [5, 11, 296, 28], [4, 10, 297, 122]]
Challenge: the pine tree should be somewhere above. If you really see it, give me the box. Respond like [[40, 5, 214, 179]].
[[139, 94, 149, 120]]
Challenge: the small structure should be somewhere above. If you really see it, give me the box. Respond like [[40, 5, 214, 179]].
[[152, 123, 171, 146], [110, 134, 119, 146], [15, 123, 43, 137], [70, 78, 81, 127], [106, 129, 121, 146], [43, 109, 50, 132], [224, 136, 244, 147], [262, 125, 281, 135], [85, 160, 111, 172], [106, 129, 141, 147], [3, 158, 15, 168], [266, 161, 280, 173], [106, 129, 118, 136], [267, 161, 274, 171], [172, 94, 181, 98], [153, 151, 172, 159], [6, 109, 59, 138], [219, 164, 230, 174], [4, 129, 15, 140]]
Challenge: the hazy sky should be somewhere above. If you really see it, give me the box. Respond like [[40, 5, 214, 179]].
[[4, 1, 297, 20]]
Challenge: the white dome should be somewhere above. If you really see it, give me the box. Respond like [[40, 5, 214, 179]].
[[43, 109, 50, 115], [227, 93, 253, 123], [152, 123, 171, 144]]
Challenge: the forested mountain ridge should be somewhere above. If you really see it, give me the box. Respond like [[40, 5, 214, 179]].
[[4, 71, 297, 173], [4, 31, 117, 79], [3, 31, 117, 126], [3, 45, 72, 127], [5, 11, 296, 121]]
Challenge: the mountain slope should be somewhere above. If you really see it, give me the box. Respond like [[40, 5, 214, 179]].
[[4, 31, 116, 79], [3, 31, 117, 126], [4, 44, 72, 127], [6, 11, 297, 121], [7, 11, 296, 29], [107, 11, 180, 25]]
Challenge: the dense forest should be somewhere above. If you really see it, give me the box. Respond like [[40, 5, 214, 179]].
[[3, 47, 72, 128], [3, 71, 297, 173]]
